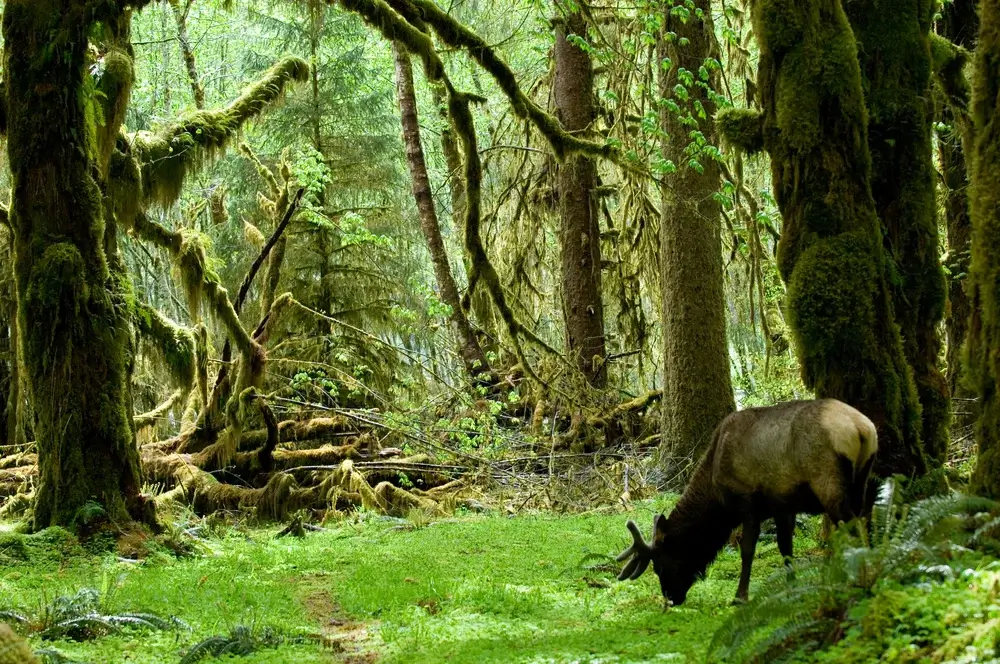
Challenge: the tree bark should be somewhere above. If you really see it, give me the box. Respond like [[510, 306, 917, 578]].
[[846, 0, 950, 464], [3, 1, 148, 528], [970, 0, 1000, 497], [554, 10, 607, 387], [939, 0, 980, 437], [392, 43, 493, 380], [657, 0, 735, 467], [720, 0, 926, 477]]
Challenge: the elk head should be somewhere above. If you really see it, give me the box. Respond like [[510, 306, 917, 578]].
[[617, 514, 692, 606]]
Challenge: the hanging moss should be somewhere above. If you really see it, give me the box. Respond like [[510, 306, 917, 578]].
[[132, 56, 309, 208], [845, 0, 950, 462], [134, 302, 196, 389], [107, 147, 142, 230], [969, 0, 1000, 497], [739, 0, 925, 475]]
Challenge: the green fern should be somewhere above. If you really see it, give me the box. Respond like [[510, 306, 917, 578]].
[[2, 587, 186, 642], [178, 624, 314, 663], [707, 479, 1000, 663]]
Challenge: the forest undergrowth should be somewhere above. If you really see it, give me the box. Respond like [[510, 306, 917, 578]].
[[0, 495, 795, 663], [2, 480, 998, 664]]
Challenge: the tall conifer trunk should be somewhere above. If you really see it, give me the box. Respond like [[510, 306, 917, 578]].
[[846, 0, 951, 464], [969, 0, 1000, 497], [657, 0, 735, 467], [393, 44, 493, 380], [939, 0, 979, 436], [719, 0, 926, 477], [2, 1, 148, 528], [554, 9, 607, 387]]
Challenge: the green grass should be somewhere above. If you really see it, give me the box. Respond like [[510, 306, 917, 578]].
[[0, 499, 823, 663]]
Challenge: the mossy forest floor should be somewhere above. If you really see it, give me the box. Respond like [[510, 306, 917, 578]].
[[0, 496, 820, 663]]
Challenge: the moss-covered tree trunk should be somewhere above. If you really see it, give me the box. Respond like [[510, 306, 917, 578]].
[[940, 0, 980, 436], [554, 10, 607, 387], [719, 0, 925, 477], [969, 0, 1000, 497], [393, 44, 493, 381], [2, 1, 149, 528], [846, 0, 950, 464], [0, 314, 11, 451], [657, 0, 735, 467]]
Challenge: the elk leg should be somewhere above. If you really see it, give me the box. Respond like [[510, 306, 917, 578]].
[[735, 515, 760, 604], [775, 513, 794, 564], [776, 512, 796, 584]]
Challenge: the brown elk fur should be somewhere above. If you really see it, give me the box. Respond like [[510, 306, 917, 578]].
[[618, 399, 877, 605]]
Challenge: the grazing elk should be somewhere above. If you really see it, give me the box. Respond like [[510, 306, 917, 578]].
[[617, 398, 877, 605]]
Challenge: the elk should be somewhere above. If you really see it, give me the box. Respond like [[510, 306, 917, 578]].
[[617, 398, 877, 605]]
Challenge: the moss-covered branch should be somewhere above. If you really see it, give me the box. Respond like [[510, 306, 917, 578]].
[[336, 0, 610, 162], [131, 56, 309, 207], [395, 0, 612, 161], [134, 302, 196, 389], [332, 0, 563, 376], [133, 212, 263, 389]]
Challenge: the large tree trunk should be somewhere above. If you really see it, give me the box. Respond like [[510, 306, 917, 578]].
[[720, 0, 926, 477], [846, 0, 950, 464], [392, 44, 493, 380], [0, 315, 10, 452], [3, 1, 148, 528], [554, 9, 607, 387], [657, 0, 735, 467], [940, 0, 980, 438], [970, 0, 1000, 497]]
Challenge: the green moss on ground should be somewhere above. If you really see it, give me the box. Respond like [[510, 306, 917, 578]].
[[0, 500, 819, 663]]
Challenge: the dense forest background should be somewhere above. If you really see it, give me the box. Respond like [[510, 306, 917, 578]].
[[0, 0, 996, 529], [0, 0, 999, 660]]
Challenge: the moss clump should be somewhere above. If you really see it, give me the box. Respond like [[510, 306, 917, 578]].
[[0, 527, 83, 566], [969, 0, 1000, 497], [846, 0, 950, 462], [716, 108, 764, 154], [740, 0, 925, 475], [132, 56, 309, 208]]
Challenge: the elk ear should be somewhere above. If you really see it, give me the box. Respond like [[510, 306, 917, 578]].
[[652, 513, 668, 546]]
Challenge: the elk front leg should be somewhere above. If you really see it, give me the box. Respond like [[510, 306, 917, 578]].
[[735, 515, 760, 604]]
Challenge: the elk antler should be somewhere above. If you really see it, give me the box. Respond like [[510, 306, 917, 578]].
[[616, 519, 655, 581]]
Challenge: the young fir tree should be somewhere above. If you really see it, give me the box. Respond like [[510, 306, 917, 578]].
[[970, 0, 1000, 497], [717, 0, 925, 476], [846, 0, 951, 464], [554, 6, 608, 387], [657, 0, 735, 467]]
